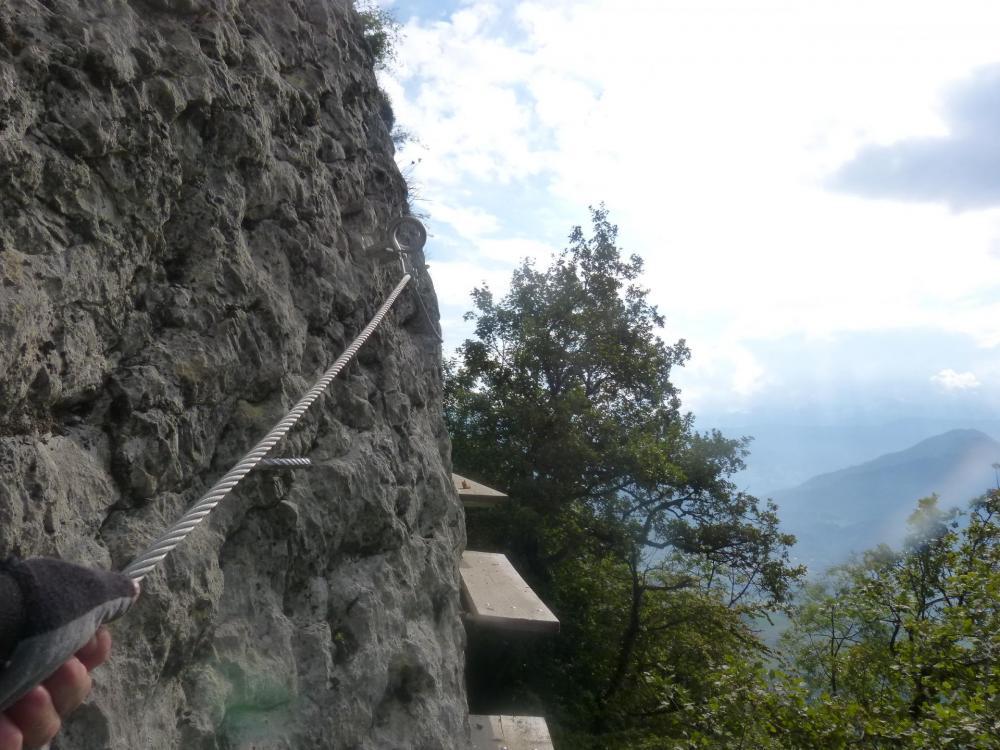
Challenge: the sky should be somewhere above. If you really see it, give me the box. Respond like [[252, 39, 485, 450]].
[[375, 0, 1000, 459]]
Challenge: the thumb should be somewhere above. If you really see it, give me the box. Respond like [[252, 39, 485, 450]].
[[0, 557, 138, 712]]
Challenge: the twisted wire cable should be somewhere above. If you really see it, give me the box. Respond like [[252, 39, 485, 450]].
[[123, 273, 412, 582], [256, 457, 313, 469], [395, 251, 442, 343], [411, 277, 444, 343]]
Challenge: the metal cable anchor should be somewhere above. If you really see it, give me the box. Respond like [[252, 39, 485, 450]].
[[255, 457, 313, 469], [366, 217, 442, 342], [365, 216, 428, 260]]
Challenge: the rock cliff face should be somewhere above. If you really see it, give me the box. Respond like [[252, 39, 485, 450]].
[[0, 1, 468, 747]]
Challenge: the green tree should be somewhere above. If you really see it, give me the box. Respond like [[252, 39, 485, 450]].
[[782, 491, 1000, 748], [448, 207, 803, 746], [355, 2, 400, 70]]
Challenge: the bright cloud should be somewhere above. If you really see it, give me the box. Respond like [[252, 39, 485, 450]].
[[430, 202, 501, 237], [382, 0, 1000, 413], [425, 259, 511, 308], [832, 64, 1000, 209], [680, 342, 769, 412], [931, 369, 982, 390]]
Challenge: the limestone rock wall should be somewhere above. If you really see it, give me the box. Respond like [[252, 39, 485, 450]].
[[0, 1, 468, 747]]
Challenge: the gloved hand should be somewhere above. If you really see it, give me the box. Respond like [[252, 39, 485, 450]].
[[0, 558, 138, 714]]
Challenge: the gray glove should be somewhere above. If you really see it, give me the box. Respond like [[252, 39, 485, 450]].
[[0, 557, 138, 711]]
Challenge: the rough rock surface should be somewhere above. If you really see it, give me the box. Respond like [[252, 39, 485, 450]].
[[0, 1, 468, 747]]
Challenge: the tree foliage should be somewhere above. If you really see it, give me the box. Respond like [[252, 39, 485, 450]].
[[447, 207, 803, 746], [355, 2, 400, 70], [446, 205, 1000, 747], [778, 491, 1000, 748], [449, 206, 684, 508]]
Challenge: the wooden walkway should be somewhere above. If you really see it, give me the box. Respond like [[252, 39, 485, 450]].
[[453, 473, 508, 508], [470, 715, 554, 750], [460, 551, 559, 633]]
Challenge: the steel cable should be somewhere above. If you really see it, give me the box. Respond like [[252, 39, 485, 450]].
[[123, 273, 412, 581], [410, 276, 444, 342]]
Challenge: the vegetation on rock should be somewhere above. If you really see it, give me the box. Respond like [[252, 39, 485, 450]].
[[356, 2, 401, 70]]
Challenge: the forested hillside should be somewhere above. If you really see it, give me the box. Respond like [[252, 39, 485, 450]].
[[773, 429, 1000, 572]]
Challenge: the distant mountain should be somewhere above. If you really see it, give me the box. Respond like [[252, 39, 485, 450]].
[[769, 429, 1000, 575], [711, 418, 1000, 496]]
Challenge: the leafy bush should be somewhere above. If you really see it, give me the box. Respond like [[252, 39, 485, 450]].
[[355, 2, 400, 70]]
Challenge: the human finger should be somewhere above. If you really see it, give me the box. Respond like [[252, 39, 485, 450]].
[[0, 714, 22, 750], [74, 627, 112, 672], [41, 658, 91, 717], [4, 687, 59, 749]]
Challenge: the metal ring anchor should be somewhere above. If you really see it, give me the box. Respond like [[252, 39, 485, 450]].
[[365, 216, 427, 264], [388, 216, 427, 254], [365, 217, 442, 342]]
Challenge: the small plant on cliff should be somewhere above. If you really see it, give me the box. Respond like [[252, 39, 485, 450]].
[[356, 2, 401, 70]]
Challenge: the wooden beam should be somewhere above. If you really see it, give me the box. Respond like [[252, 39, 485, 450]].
[[453, 473, 508, 508], [469, 715, 555, 750], [460, 551, 560, 634]]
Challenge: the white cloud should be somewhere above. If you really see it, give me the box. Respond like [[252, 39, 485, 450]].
[[674, 341, 771, 413], [476, 237, 555, 264], [426, 259, 509, 307], [384, 0, 1000, 404], [931, 369, 982, 390], [430, 203, 501, 237], [731, 348, 768, 398], [423, 225, 560, 348]]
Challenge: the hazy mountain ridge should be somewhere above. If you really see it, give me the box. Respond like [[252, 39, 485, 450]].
[[769, 429, 1000, 574], [712, 418, 1000, 494]]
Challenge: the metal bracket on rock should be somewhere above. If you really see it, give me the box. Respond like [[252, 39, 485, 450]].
[[254, 457, 313, 470], [365, 217, 442, 342], [365, 216, 428, 270]]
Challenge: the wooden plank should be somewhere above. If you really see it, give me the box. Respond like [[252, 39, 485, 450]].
[[452, 473, 508, 508], [460, 551, 560, 633], [469, 715, 555, 750]]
